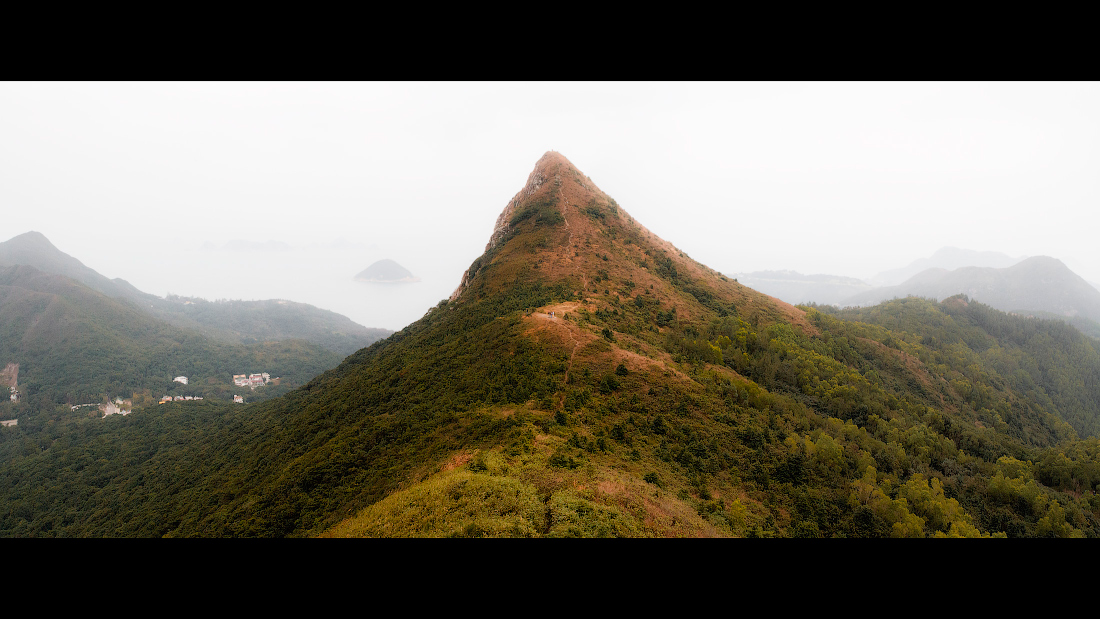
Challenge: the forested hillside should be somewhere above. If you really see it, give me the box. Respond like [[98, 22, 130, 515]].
[[0, 264, 342, 411], [0, 232, 390, 356], [3, 152, 1100, 537]]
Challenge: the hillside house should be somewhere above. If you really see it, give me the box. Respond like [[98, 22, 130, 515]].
[[233, 395, 244, 404], [174, 376, 188, 385]]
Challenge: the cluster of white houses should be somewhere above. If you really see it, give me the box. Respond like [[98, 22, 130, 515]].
[[159, 395, 204, 403], [157, 373, 270, 406], [234, 373, 270, 388], [71, 397, 133, 417]]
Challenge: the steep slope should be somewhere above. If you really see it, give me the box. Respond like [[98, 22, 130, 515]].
[[6, 152, 1100, 538], [842, 257, 1100, 325], [0, 232, 390, 355]]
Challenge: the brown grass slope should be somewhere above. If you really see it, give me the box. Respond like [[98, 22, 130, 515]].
[[452, 151, 817, 334], [320, 153, 850, 537], [195, 152, 1076, 538]]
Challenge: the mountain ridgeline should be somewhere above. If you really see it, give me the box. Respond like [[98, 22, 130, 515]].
[[868, 247, 1024, 288], [4, 152, 1100, 538], [727, 270, 874, 306], [841, 256, 1100, 328], [0, 232, 391, 357]]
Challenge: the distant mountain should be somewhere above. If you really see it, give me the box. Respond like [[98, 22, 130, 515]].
[[727, 270, 874, 306], [869, 247, 1024, 287], [143, 296, 392, 358], [0, 231, 130, 299], [842, 256, 1100, 324], [0, 232, 391, 356], [354, 259, 420, 283]]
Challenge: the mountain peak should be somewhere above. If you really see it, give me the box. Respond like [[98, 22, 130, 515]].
[[485, 152, 588, 251], [451, 152, 599, 300], [3, 231, 56, 251], [447, 152, 817, 335], [1, 231, 77, 271]]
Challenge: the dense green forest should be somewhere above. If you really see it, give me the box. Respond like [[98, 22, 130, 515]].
[[3, 152, 1100, 537]]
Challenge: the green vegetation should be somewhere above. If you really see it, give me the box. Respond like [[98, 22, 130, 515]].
[[0, 231, 390, 357], [4, 153, 1100, 538], [147, 295, 391, 357], [0, 265, 342, 410], [323, 467, 546, 538]]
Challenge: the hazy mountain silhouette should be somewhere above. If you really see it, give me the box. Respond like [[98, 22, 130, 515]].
[[843, 256, 1100, 324], [728, 270, 874, 306], [869, 247, 1024, 287], [354, 259, 420, 283]]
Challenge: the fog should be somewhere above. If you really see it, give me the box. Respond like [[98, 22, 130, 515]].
[[152, 240, 460, 331], [2, 82, 1097, 330]]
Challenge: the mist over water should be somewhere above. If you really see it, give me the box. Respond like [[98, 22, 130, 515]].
[[121, 244, 466, 332]]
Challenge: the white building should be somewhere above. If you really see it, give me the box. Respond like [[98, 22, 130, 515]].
[[174, 376, 188, 385], [233, 395, 244, 404]]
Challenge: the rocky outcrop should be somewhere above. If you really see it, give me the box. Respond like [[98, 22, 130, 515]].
[[450, 152, 560, 302], [0, 363, 16, 389]]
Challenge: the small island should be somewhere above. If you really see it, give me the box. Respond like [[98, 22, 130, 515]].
[[354, 259, 420, 283]]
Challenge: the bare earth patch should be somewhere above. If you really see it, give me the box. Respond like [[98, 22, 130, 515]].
[[441, 452, 473, 472]]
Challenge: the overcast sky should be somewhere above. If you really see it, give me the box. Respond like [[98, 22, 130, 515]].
[[2, 82, 1097, 329]]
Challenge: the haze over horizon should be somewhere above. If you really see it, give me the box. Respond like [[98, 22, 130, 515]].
[[3, 82, 1097, 330]]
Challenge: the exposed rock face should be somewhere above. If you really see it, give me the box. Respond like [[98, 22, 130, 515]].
[[449, 151, 557, 302], [0, 363, 16, 389]]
